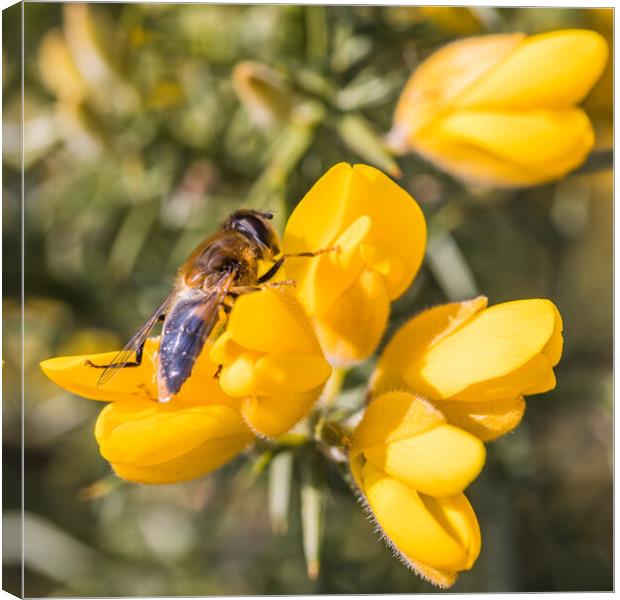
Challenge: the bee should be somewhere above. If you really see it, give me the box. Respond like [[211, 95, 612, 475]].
[[87, 209, 331, 403]]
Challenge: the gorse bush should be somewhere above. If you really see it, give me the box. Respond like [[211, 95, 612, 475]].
[[4, 4, 612, 596]]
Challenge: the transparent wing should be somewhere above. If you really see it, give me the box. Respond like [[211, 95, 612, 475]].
[[157, 271, 235, 401], [96, 291, 178, 387]]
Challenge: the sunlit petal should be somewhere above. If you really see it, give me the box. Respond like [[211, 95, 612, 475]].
[[362, 462, 481, 572], [363, 424, 486, 497], [457, 30, 608, 109], [403, 299, 562, 400], [96, 400, 252, 468], [433, 396, 526, 442]]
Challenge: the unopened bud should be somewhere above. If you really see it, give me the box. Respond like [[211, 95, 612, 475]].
[[232, 61, 293, 128]]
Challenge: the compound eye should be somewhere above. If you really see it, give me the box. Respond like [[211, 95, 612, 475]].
[[236, 215, 273, 248]]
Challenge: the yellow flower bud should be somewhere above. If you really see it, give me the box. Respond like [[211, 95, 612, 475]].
[[283, 163, 426, 364], [389, 30, 608, 187], [232, 60, 293, 128], [210, 287, 331, 437], [372, 297, 564, 441], [40, 339, 254, 484], [38, 29, 87, 103], [350, 392, 484, 587], [385, 6, 484, 36]]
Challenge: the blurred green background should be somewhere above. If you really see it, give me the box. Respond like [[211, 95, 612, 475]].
[[3, 3, 612, 595]]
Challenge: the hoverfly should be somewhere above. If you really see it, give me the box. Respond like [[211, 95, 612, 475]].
[[87, 209, 330, 403]]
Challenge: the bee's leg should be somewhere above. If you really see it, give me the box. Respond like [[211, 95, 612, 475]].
[[217, 300, 234, 322], [86, 312, 167, 369], [85, 341, 145, 369], [257, 246, 340, 284], [283, 246, 340, 260], [212, 299, 233, 379], [229, 280, 296, 295], [257, 257, 285, 284]]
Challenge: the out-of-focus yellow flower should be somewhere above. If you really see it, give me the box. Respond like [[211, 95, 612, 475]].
[[61, 4, 138, 115], [38, 29, 87, 103], [210, 287, 331, 437], [416, 6, 483, 35], [40, 339, 254, 484], [350, 391, 484, 588], [583, 9, 613, 130], [385, 6, 483, 35], [282, 163, 426, 364], [232, 60, 293, 128], [372, 297, 563, 441], [388, 30, 608, 187]]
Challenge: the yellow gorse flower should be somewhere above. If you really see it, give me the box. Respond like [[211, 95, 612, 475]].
[[388, 30, 608, 187], [349, 392, 484, 588], [371, 296, 563, 441], [350, 296, 563, 586], [40, 287, 331, 481], [40, 338, 254, 484], [210, 286, 331, 437], [282, 162, 426, 364]]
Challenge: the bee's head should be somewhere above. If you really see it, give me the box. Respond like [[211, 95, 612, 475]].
[[224, 209, 281, 257]]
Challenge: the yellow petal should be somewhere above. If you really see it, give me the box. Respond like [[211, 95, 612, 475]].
[[418, 108, 594, 187], [172, 341, 242, 409], [347, 164, 427, 298], [372, 296, 487, 395], [241, 385, 324, 438], [412, 130, 534, 188], [362, 462, 481, 572], [543, 302, 564, 366], [433, 396, 526, 442], [218, 353, 258, 397], [313, 268, 390, 365], [404, 299, 563, 401], [301, 215, 370, 315], [40, 338, 160, 402], [351, 391, 445, 458], [96, 400, 253, 468], [226, 287, 319, 354], [392, 33, 524, 139], [455, 352, 556, 402], [364, 424, 486, 497], [331, 215, 372, 271], [522, 365, 556, 395], [457, 30, 609, 109], [41, 336, 239, 407], [283, 163, 427, 303], [351, 452, 456, 587], [404, 563, 457, 590], [441, 108, 594, 172], [209, 330, 245, 366], [283, 162, 355, 257], [111, 432, 253, 484], [360, 242, 405, 287], [253, 353, 331, 395]]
